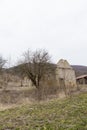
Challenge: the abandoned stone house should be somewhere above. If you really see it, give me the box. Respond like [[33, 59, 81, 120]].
[[56, 59, 77, 89], [42, 59, 77, 89], [76, 75, 87, 85]]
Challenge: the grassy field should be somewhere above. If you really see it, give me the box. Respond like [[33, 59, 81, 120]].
[[0, 93, 87, 130]]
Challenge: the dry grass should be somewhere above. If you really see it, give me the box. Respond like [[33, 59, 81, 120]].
[[0, 83, 87, 111], [0, 93, 87, 130]]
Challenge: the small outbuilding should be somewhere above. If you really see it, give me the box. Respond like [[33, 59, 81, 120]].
[[76, 75, 87, 85]]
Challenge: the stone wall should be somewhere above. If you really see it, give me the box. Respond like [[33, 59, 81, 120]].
[[56, 59, 77, 90]]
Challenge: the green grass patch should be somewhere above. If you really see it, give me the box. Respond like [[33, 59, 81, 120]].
[[0, 93, 87, 130]]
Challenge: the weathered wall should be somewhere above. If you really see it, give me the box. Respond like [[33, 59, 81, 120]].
[[56, 59, 77, 89]]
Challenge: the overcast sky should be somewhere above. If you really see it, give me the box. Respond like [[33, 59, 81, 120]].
[[0, 0, 87, 66]]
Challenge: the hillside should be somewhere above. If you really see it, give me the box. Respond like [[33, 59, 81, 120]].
[[0, 93, 87, 130], [6, 63, 57, 76], [72, 65, 87, 76], [6, 64, 87, 77]]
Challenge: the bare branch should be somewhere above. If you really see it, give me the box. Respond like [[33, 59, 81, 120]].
[[18, 49, 52, 89]]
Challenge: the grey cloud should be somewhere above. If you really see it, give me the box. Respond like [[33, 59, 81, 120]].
[[0, 0, 87, 66]]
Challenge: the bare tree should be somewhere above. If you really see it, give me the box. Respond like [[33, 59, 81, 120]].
[[0, 56, 7, 89], [0, 56, 6, 74], [19, 49, 52, 89]]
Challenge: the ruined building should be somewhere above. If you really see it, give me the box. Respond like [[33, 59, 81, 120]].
[[56, 59, 77, 89], [42, 59, 77, 90]]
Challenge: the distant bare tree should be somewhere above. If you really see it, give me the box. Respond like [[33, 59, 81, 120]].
[[0, 56, 7, 89], [19, 49, 52, 89], [0, 56, 6, 74]]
